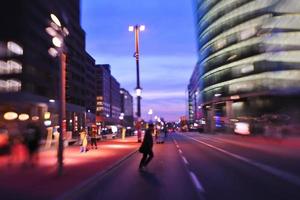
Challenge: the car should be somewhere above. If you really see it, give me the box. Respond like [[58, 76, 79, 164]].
[[101, 129, 117, 139]]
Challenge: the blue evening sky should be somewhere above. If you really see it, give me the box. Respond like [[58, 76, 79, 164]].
[[81, 0, 198, 121]]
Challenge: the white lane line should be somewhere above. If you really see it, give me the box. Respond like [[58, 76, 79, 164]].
[[186, 136, 300, 187], [190, 171, 205, 193], [176, 144, 180, 149], [181, 156, 189, 165], [178, 149, 183, 154]]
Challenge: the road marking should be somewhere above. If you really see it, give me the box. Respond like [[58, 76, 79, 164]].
[[181, 156, 189, 165], [190, 171, 205, 193], [178, 149, 183, 154], [186, 135, 300, 187], [176, 144, 180, 149]]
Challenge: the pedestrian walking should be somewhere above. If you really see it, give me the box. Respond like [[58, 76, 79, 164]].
[[90, 125, 98, 149], [23, 122, 42, 167], [138, 122, 154, 171], [79, 128, 88, 153]]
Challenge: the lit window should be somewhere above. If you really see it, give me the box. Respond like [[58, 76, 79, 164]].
[[0, 79, 21, 92], [0, 60, 22, 74]]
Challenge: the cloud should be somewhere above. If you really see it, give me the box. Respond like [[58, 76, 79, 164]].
[[142, 90, 185, 100]]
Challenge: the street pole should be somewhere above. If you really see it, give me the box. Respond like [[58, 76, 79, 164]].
[[134, 25, 141, 118], [129, 24, 145, 142], [46, 14, 69, 177], [58, 52, 66, 177]]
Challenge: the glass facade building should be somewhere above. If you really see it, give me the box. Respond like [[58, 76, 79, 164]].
[[190, 0, 300, 132]]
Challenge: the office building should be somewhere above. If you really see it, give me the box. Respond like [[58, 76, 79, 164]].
[[120, 88, 134, 127], [190, 0, 300, 132]]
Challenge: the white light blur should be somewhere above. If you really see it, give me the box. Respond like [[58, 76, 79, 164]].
[[63, 27, 69, 36], [136, 88, 142, 97], [46, 27, 57, 37], [44, 120, 52, 126], [0, 79, 21, 92], [214, 93, 221, 97], [18, 113, 29, 121], [128, 26, 134, 32], [50, 14, 61, 27], [48, 47, 58, 57], [49, 99, 55, 103], [52, 37, 62, 48], [230, 95, 240, 100], [139, 25, 145, 31], [0, 60, 22, 74], [3, 112, 18, 120], [234, 122, 250, 135], [148, 109, 153, 115], [32, 116, 39, 121], [7, 41, 23, 55]]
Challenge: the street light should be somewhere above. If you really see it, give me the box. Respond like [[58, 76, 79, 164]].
[[128, 24, 145, 118], [129, 24, 145, 142], [148, 109, 153, 121], [46, 13, 69, 177]]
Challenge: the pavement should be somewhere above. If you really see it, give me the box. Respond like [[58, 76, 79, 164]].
[[0, 136, 140, 200]]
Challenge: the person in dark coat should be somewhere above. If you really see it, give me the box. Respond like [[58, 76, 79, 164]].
[[139, 123, 154, 170], [24, 122, 42, 166]]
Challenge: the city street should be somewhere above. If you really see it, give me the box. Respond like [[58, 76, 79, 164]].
[[60, 132, 300, 200]]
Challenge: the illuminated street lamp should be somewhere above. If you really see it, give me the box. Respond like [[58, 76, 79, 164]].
[[129, 24, 145, 143], [46, 13, 69, 177], [128, 24, 145, 119], [148, 109, 153, 121]]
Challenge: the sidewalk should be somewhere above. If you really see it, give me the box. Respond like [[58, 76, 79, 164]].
[[0, 136, 140, 200]]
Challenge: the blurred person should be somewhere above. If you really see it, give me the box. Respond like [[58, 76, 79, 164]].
[[90, 126, 98, 149], [79, 128, 88, 153], [5, 122, 26, 166], [23, 122, 42, 167], [0, 125, 9, 155], [138, 122, 154, 171]]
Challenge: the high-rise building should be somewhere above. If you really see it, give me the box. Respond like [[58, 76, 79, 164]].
[[110, 76, 121, 123], [95, 64, 111, 123], [190, 0, 300, 132], [95, 64, 122, 127], [0, 0, 96, 133], [120, 88, 134, 127]]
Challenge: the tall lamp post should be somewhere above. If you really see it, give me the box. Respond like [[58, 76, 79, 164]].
[[129, 24, 145, 142], [46, 13, 69, 176]]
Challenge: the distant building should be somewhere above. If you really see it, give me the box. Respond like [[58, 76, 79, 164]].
[[110, 76, 121, 123], [95, 64, 111, 126], [120, 88, 134, 127], [0, 0, 96, 134], [190, 0, 300, 133], [95, 64, 122, 128]]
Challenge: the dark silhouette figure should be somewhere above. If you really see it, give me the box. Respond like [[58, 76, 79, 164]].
[[24, 122, 42, 166], [90, 126, 98, 149], [139, 123, 154, 170]]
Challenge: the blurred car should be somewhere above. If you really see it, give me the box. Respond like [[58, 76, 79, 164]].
[[101, 128, 116, 139]]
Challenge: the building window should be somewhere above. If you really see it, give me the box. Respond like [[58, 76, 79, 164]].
[[0, 79, 22, 92]]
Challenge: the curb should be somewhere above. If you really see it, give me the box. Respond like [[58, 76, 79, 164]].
[[55, 149, 138, 200]]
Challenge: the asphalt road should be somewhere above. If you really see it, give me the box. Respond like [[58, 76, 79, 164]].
[[70, 132, 300, 200]]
